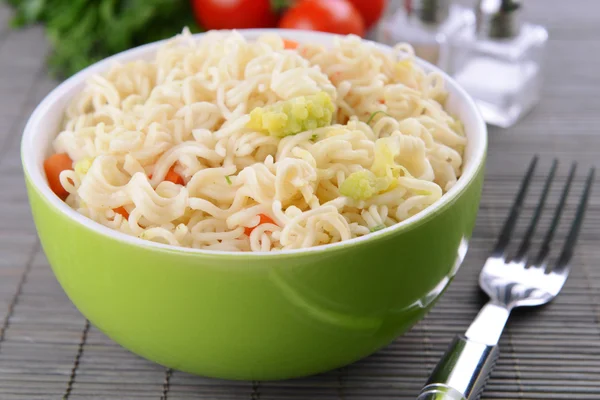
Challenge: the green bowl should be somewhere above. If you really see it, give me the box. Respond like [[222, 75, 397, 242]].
[[21, 29, 487, 380]]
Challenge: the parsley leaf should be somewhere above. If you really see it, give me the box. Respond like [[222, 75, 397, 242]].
[[6, 0, 202, 78]]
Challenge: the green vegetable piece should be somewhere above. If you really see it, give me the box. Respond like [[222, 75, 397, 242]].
[[370, 224, 386, 232], [340, 136, 414, 201], [340, 170, 377, 200], [371, 137, 400, 180], [225, 175, 232, 185], [366, 110, 392, 125], [340, 170, 391, 201], [10, 0, 45, 26], [6, 0, 202, 77], [74, 157, 93, 176], [247, 91, 334, 138]]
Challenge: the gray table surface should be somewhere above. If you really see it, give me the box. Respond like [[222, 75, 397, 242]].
[[1, 1, 600, 399]]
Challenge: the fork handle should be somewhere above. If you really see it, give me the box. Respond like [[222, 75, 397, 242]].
[[417, 335, 499, 400]]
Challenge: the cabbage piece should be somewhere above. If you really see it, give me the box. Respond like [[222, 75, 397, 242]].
[[340, 170, 378, 201], [247, 91, 334, 138], [371, 136, 412, 189], [371, 137, 401, 181], [340, 170, 391, 201], [341, 136, 414, 201]]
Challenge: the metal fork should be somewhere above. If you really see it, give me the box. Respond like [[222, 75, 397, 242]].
[[417, 156, 596, 400]]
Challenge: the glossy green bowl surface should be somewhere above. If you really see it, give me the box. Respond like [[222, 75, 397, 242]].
[[21, 29, 487, 380]]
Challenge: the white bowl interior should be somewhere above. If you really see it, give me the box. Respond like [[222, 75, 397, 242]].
[[21, 29, 487, 256]]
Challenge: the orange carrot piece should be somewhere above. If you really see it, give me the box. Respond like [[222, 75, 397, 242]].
[[43, 153, 73, 201], [329, 71, 342, 82], [149, 166, 184, 185], [245, 214, 276, 236], [164, 166, 185, 185], [283, 39, 299, 49], [113, 207, 129, 219]]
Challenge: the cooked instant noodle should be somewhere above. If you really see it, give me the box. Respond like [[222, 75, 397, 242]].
[[45, 29, 467, 252]]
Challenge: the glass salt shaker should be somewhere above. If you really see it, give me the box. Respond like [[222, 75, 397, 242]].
[[376, 0, 474, 70], [447, 0, 548, 128]]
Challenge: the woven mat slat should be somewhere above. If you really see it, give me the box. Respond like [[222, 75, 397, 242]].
[[1, 1, 600, 399]]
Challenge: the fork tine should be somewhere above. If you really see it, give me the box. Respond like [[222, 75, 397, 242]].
[[533, 162, 577, 266], [513, 159, 558, 262], [492, 155, 538, 256], [553, 167, 595, 272]]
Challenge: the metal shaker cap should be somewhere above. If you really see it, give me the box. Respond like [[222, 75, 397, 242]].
[[476, 0, 522, 39], [404, 0, 451, 24]]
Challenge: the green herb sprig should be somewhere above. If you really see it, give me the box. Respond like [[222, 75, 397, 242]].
[[369, 224, 386, 233], [366, 110, 392, 125], [6, 0, 201, 78]]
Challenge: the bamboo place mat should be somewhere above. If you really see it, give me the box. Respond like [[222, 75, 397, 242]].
[[1, 1, 600, 399]]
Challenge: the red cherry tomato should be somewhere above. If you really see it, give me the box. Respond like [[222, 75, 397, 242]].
[[279, 0, 365, 37], [191, 0, 278, 31], [346, 0, 387, 30]]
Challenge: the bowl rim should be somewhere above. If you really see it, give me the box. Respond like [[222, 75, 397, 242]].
[[21, 28, 487, 258]]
